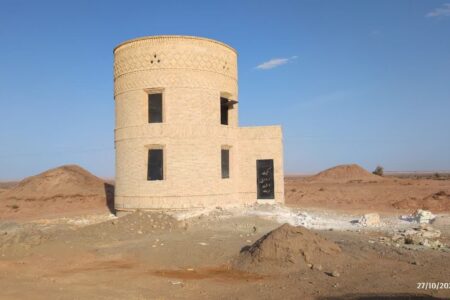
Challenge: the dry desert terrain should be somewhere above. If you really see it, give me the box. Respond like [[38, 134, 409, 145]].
[[0, 164, 449, 299]]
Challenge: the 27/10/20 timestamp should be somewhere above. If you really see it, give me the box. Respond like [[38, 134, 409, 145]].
[[417, 282, 450, 290]]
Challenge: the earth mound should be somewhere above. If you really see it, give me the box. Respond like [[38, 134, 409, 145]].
[[0, 165, 113, 220], [2, 165, 108, 201], [310, 164, 382, 182], [392, 191, 450, 212], [233, 224, 342, 274]]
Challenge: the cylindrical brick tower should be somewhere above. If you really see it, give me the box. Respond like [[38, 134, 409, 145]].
[[114, 35, 240, 210]]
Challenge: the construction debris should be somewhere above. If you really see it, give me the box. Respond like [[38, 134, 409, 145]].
[[358, 213, 381, 227], [413, 209, 436, 224], [383, 224, 446, 250]]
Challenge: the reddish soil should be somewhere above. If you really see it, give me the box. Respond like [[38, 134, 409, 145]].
[[233, 223, 342, 274], [0, 164, 450, 299], [286, 165, 450, 214], [309, 164, 383, 183], [0, 212, 449, 299], [0, 165, 113, 220]]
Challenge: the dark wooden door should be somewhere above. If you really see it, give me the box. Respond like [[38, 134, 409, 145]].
[[257, 159, 274, 199]]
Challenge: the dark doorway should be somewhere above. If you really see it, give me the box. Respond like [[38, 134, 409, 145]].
[[257, 159, 274, 199]]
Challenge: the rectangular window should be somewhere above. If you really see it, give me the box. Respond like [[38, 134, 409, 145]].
[[147, 149, 163, 180], [220, 97, 228, 125], [221, 149, 230, 178], [148, 93, 163, 123]]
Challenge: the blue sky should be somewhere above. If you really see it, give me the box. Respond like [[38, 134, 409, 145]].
[[0, 0, 449, 179]]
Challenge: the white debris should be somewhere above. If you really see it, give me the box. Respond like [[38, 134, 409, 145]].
[[358, 213, 381, 227], [243, 205, 316, 227], [167, 203, 406, 231], [391, 224, 445, 250], [413, 209, 436, 224]]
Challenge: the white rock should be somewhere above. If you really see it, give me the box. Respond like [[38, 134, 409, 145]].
[[358, 213, 381, 227], [413, 209, 436, 224]]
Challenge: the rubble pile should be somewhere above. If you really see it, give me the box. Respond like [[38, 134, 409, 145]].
[[381, 223, 446, 250], [413, 209, 436, 224], [358, 213, 381, 227]]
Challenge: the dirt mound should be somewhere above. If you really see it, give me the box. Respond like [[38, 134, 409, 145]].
[[309, 164, 382, 182], [0, 165, 113, 220], [2, 165, 107, 201], [392, 191, 450, 212], [233, 224, 342, 274]]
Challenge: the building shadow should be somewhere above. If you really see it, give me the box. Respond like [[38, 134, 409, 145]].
[[318, 294, 445, 300], [104, 183, 115, 214]]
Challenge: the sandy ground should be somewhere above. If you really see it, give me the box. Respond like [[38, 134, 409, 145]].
[[0, 206, 449, 299], [1, 165, 450, 299], [285, 176, 450, 214]]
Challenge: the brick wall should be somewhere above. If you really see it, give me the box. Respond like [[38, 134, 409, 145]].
[[114, 36, 284, 210]]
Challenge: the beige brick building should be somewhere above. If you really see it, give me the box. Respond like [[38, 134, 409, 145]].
[[113, 35, 284, 211]]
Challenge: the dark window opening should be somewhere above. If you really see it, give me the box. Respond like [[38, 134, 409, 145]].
[[147, 149, 163, 180], [148, 93, 163, 123], [220, 97, 229, 125], [221, 149, 230, 178], [221, 97, 238, 125]]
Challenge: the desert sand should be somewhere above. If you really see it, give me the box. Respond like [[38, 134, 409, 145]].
[[0, 165, 114, 220], [0, 164, 449, 299], [286, 164, 450, 213]]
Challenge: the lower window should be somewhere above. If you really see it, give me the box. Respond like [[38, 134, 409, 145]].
[[221, 149, 230, 178], [147, 149, 163, 180]]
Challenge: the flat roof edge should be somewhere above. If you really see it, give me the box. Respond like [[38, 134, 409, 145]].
[[114, 35, 237, 54]]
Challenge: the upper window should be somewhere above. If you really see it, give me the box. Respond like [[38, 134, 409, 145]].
[[147, 149, 163, 180], [148, 93, 163, 123], [220, 97, 229, 125], [221, 148, 230, 178]]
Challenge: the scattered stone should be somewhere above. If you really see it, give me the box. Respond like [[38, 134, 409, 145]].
[[312, 264, 323, 271], [198, 242, 208, 246], [413, 209, 436, 224], [388, 224, 445, 250], [358, 213, 381, 227], [331, 271, 340, 277]]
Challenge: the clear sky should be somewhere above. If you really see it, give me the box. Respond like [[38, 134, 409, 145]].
[[0, 0, 449, 180]]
